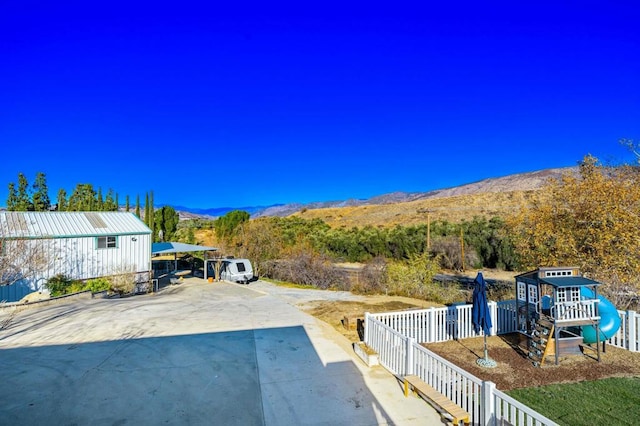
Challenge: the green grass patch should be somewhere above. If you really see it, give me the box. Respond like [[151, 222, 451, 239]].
[[507, 377, 640, 426]]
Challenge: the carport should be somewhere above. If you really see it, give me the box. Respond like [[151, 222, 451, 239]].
[[151, 242, 218, 275]]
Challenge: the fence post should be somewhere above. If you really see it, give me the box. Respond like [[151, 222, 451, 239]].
[[489, 301, 498, 336], [481, 380, 496, 426], [406, 337, 415, 376], [428, 308, 436, 343], [364, 312, 370, 345], [629, 310, 637, 352]]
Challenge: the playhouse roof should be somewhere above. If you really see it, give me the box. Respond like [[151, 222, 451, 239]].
[[540, 276, 601, 288]]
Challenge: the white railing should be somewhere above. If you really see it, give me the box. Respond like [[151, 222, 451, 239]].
[[492, 387, 558, 426], [365, 314, 558, 425], [410, 341, 484, 423], [369, 301, 518, 344], [364, 318, 408, 374], [553, 300, 599, 322], [609, 310, 639, 352], [370, 299, 639, 353]]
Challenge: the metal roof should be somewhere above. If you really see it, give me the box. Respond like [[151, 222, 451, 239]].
[[0, 211, 151, 238], [152, 242, 218, 254], [540, 276, 601, 287]]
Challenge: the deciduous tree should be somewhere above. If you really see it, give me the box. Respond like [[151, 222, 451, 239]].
[[507, 155, 640, 306]]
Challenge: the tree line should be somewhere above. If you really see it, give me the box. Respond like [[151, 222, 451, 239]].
[[4, 172, 179, 243]]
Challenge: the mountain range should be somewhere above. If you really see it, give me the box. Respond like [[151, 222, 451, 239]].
[[174, 167, 575, 221]]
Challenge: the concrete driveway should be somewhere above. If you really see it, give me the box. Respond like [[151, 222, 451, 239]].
[[0, 279, 440, 425]]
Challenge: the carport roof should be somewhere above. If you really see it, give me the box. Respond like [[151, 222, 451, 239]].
[[152, 242, 218, 254]]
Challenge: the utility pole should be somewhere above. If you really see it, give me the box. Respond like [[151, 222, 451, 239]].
[[418, 208, 433, 251], [427, 211, 431, 250]]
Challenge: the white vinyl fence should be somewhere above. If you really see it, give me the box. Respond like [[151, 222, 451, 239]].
[[368, 301, 517, 343], [363, 302, 640, 425], [369, 301, 640, 352], [609, 310, 640, 352], [365, 314, 558, 426]]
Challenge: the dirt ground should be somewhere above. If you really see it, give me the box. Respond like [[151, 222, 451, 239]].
[[299, 296, 441, 342], [425, 335, 640, 390], [299, 295, 640, 391]]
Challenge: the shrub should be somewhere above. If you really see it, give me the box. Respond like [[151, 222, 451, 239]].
[[45, 274, 87, 297], [263, 252, 348, 290], [46, 274, 73, 297], [85, 277, 111, 293], [385, 252, 441, 300], [109, 270, 137, 295], [352, 257, 388, 295]]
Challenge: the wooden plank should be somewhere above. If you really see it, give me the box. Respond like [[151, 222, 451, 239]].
[[540, 326, 555, 366], [404, 375, 470, 425]]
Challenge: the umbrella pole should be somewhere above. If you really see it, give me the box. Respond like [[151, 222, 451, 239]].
[[476, 326, 497, 368], [484, 333, 488, 360]]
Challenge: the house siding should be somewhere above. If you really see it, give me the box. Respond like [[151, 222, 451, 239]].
[[0, 212, 152, 302]]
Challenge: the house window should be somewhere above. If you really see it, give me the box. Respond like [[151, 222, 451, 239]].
[[97, 236, 117, 249]]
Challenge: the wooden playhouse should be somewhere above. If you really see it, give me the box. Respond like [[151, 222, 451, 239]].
[[514, 266, 608, 366]]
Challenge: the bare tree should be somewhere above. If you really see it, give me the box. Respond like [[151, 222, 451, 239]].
[[0, 237, 53, 288]]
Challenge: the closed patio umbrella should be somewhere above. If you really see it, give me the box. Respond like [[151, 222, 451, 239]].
[[472, 271, 497, 368]]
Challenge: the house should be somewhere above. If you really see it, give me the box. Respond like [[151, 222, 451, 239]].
[[0, 211, 152, 301]]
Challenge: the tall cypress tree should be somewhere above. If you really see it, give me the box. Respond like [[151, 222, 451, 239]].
[[16, 173, 32, 211], [149, 190, 155, 239], [125, 195, 130, 212], [6, 182, 18, 211], [32, 172, 50, 211], [57, 188, 68, 211], [144, 192, 150, 228], [97, 187, 104, 211], [135, 195, 140, 218]]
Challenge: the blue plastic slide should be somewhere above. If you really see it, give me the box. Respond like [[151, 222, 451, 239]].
[[580, 286, 621, 344]]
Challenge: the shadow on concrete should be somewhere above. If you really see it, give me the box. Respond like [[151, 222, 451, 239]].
[[0, 326, 393, 426]]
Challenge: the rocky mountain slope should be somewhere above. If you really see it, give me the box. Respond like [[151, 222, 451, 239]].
[[177, 167, 575, 223], [250, 167, 574, 220]]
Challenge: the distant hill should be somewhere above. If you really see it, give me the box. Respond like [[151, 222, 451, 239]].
[[174, 167, 576, 223], [171, 205, 278, 220]]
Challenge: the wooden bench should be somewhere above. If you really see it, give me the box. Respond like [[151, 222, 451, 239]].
[[403, 375, 470, 426]]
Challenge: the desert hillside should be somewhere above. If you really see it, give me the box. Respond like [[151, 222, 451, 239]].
[[292, 190, 541, 228], [288, 168, 572, 228], [190, 167, 571, 234]]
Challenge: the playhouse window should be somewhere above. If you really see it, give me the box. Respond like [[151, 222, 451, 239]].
[[545, 270, 573, 277], [528, 284, 539, 304], [570, 287, 580, 301], [556, 287, 580, 303], [97, 236, 117, 249], [517, 281, 526, 301]]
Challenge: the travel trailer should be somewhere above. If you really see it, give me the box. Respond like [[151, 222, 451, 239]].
[[205, 258, 254, 284]]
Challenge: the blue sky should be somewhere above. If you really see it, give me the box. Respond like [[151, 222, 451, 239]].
[[1, 2, 638, 209]]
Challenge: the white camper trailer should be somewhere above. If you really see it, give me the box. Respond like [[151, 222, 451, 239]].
[[205, 258, 254, 284]]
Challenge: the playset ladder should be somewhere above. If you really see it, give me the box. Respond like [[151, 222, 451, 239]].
[[527, 316, 554, 367]]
